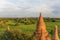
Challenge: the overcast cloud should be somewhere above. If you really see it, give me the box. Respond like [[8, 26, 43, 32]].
[[0, 0, 60, 18]]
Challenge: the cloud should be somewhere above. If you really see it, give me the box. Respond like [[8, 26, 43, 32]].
[[0, 0, 59, 18]]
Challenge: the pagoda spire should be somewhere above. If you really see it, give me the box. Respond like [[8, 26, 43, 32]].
[[33, 12, 51, 40], [36, 12, 46, 31], [54, 25, 59, 40]]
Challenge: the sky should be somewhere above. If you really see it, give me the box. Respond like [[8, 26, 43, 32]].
[[0, 0, 60, 18]]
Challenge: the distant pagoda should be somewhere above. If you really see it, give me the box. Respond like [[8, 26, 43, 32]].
[[6, 26, 10, 32], [54, 25, 59, 40], [33, 12, 51, 40]]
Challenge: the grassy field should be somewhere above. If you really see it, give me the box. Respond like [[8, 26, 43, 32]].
[[0, 18, 60, 40], [0, 21, 60, 37]]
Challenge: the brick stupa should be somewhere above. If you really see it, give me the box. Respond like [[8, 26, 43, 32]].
[[33, 12, 51, 40], [54, 25, 59, 40]]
